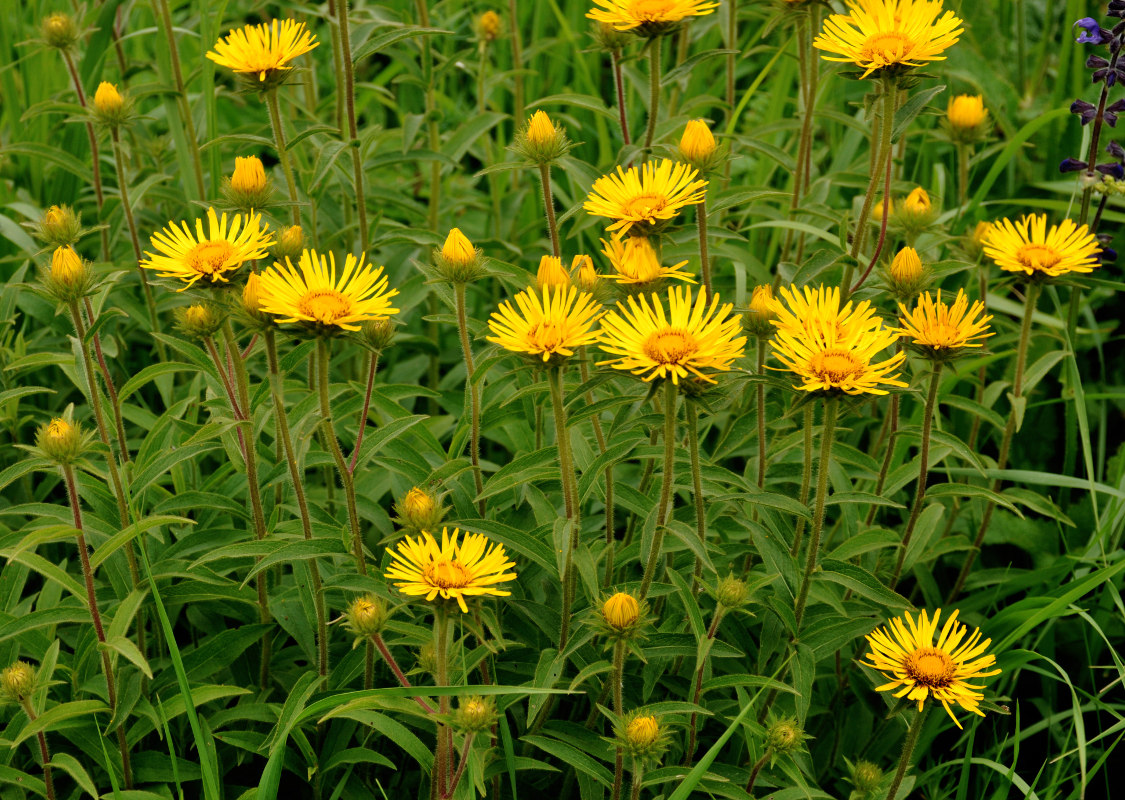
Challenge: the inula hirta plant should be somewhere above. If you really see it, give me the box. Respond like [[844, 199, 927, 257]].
[[5, 0, 1121, 797]]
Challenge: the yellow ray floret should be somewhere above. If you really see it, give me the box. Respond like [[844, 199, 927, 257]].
[[600, 235, 695, 285], [207, 19, 318, 82], [487, 285, 603, 363], [384, 528, 518, 613], [769, 284, 905, 395], [584, 159, 707, 234], [897, 289, 993, 351], [865, 608, 1002, 728], [814, 0, 963, 79], [257, 249, 399, 331], [983, 214, 1101, 278], [587, 0, 720, 31], [141, 208, 273, 289], [598, 286, 746, 384]]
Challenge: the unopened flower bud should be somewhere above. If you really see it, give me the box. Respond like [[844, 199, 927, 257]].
[[679, 119, 719, 170], [626, 715, 660, 747], [765, 716, 807, 756], [477, 11, 502, 42], [743, 284, 776, 337], [44, 245, 92, 302], [176, 303, 223, 340], [416, 643, 436, 676], [434, 228, 486, 283], [871, 196, 892, 220], [571, 254, 598, 291], [527, 111, 556, 147], [396, 486, 446, 531], [891, 188, 937, 238], [0, 661, 36, 704], [947, 94, 988, 139], [536, 255, 570, 290], [362, 317, 396, 353], [33, 204, 82, 246], [592, 20, 631, 52], [615, 711, 669, 761], [454, 695, 497, 732], [886, 246, 928, 300], [274, 225, 304, 262], [513, 111, 571, 164], [92, 82, 130, 127], [716, 574, 750, 609], [851, 760, 884, 796], [225, 155, 273, 211], [344, 595, 390, 637], [602, 591, 640, 630], [36, 417, 86, 465], [964, 220, 993, 258], [42, 13, 78, 50], [902, 187, 931, 215]]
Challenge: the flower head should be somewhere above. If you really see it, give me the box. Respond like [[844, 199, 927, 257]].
[[225, 155, 272, 210], [965, 220, 992, 259], [602, 591, 640, 629], [572, 254, 600, 291], [865, 608, 1002, 728], [984, 214, 1102, 278], [176, 302, 223, 339], [885, 246, 930, 299], [384, 528, 518, 613], [207, 19, 318, 86], [513, 111, 571, 163], [598, 286, 746, 384], [0, 661, 36, 704], [32, 204, 82, 247], [902, 187, 931, 214], [814, 0, 964, 79], [455, 696, 497, 732], [435, 228, 486, 282], [487, 285, 603, 364], [742, 284, 777, 337], [275, 225, 304, 261], [897, 289, 993, 358], [587, 0, 719, 35], [257, 249, 399, 332], [536, 255, 571, 290], [141, 208, 273, 289], [477, 10, 503, 41], [679, 119, 719, 170], [715, 574, 751, 609], [600, 234, 694, 288], [894, 187, 937, 232], [36, 417, 89, 465], [584, 159, 707, 235], [764, 716, 809, 757], [44, 245, 92, 302], [41, 13, 78, 50], [768, 284, 906, 396], [92, 81, 129, 126], [344, 595, 390, 638], [614, 711, 671, 761], [947, 94, 988, 135], [395, 486, 446, 531]]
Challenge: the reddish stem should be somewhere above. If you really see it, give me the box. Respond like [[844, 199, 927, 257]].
[[372, 633, 436, 713]]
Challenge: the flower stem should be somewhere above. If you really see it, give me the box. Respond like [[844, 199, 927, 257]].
[[890, 363, 942, 589], [265, 330, 327, 677], [612, 50, 631, 145], [153, 0, 205, 198], [60, 50, 109, 262], [884, 707, 929, 800], [109, 128, 161, 341], [316, 337, 367, 575], [846, 75, 896, 285], [744, 749, 771, 795], [348, 350, 380, 474], [726, 0, 738, 120], [373, 632, 436, 713], [949, 282, 1039, 602], [628, 764, 645, 800], [20, 698, 56, 800], [686, 401, 707, 592], [432, 608, 453, 797], [640, 380, 677, 600], [576, 355, 615, 589], [697, 199, 712, 300], [643, 36, 663, 155], [325, 0, 346, 132], [335, 0, 370, 251], [507, 0, 525, 125], [956, 142, 970, 210], [454, 282, 487, 516], [755, 338, 768, 492], [789, 404, 815, 556], [685, 607, 724, 763], [793, 395, 838, 630], [444, 733, 475, 799], [549, 365, 580, 651], [264, 88, 300, 226], [414, 0, 443, 232], [82, 298, 129, 459], [63, 464, 133, 789], [538, 162, 561, 258]]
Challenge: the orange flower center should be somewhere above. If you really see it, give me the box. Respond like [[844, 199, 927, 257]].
[[187, 240, 236, 277], [298, 289, 352, 324], [1016, 244, 1061, 271], [809, 350, 864, 383], [527, 320, 567, 352], [629, 0, 678, 20], [904, 647, 955, 688], [643, 329, 698, 365], [424, 559, 471, 589], [622, 193, 668, 220], [862, 31, 912, 63], [922, 323, 963, 348]]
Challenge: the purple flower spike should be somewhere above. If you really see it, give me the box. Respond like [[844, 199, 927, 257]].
[[1074, 17, 1108, 44], [1071, 99, 1098, 124]]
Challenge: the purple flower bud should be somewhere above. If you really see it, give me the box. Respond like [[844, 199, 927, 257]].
[[1094, 67, 1112, 83], [1107, 111, 1119, 127], [1107, 141, 1125, 159], [1059, 158, 1089, 173], [1075, 17, 1109, 43], [1071, 99, 1098, 124], [1111, 0, 1125, 17], [1110, 99, 1125, 113], [1088, 54, 1110, 68], [1098, 247, 1117, 263], [1095, 162, 1124, 179]]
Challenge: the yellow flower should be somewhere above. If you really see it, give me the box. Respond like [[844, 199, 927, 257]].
[[396, 486, 446, 530], [257, 249, 400, 331], [527, 111, 556, 147], [743, 284, 777, 336], [183, 304, 215, 329], [602, 592, 640, 629], [625, 715, 661, 746], [947, 94, 988, 131], [0, 661, 36, 703], [241, 272, 265, 316], [598, 286, 746, 384], [344, 595, 389, 637], [51, 245, 85, 288], [600, 234, 694, 286], [889, 247, 923, 284], [814, 0, 963, 79], [36, 417, 86, 464], [230, 156, 268, 194], [769, 284, 905, 395], [477, 10, 502, 41], [572, 254, 599, 291], [94, 81, 124, 115], [615, 711, 670, 760], [584, 159, 707, 235], [587, 0, 720, 33], [679, 119, 718, 168], [983, 214, 1101, 278], [206, 19, 319, 83], [872, 196, 893, 220], [404, 487, 436, 519], [41, 13, 78, 49], [384, 527, 518, 613], [864, 608, 1001, 728], [275, 224, 305, 260], [486, 285, 603, 363], [902, 187, 931, 214], [442, 227, 477, 266], [898, 289, 992, 355], [536, 255, 571, 290], [455, 696, 497, 732], [141, 208, 273, 289]]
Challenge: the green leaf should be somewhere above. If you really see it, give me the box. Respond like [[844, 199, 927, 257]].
[[13, 700, 108, 746], [817, 560, 911, 610], [104, 634, 153, 679], [118, 362, 198, 405], [891, 84, 946, 142], [351, 26, 453, 62]]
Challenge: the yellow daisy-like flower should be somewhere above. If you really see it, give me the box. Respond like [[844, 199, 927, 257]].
[[769, 284, 905, 395], [865, 608, 1002, 728], [206, 19, 319, 83], [587, 0, 719, 33], [600, 234, 695, 286], [584, 159, 707, 235], [983, 214, 1101, 278], [384, 528, 517, 613], [897, 289, 993, 353], [487, 285, 603, 363], [814, 0, 964, 79], [141, 208, 273, 289], [598, 286, 746, 384], [257, 249, 400, 331]]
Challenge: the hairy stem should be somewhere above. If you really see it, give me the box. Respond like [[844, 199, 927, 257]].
[[264, 89, 300, 226], [455, 282, 487, 516], [793, 396, 838, 629]]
